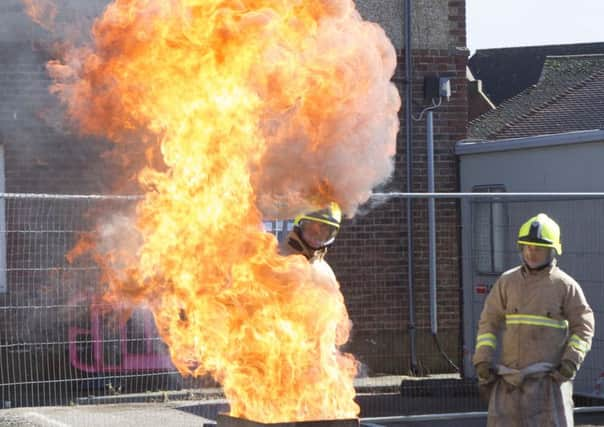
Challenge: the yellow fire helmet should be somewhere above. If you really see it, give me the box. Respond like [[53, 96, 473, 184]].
[[517, 213, 562, 255], [293, 202, 342, 249]]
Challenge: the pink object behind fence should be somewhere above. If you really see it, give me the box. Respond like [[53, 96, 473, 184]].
[[68, 304, 174, 374]]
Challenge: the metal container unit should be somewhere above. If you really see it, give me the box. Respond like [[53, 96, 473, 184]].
[[456, 130, 604, 399]]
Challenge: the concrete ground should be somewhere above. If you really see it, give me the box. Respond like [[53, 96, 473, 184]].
[[0, 400, 225, 427], [0, 376, 602, 426], [1, 400, 603, 427]]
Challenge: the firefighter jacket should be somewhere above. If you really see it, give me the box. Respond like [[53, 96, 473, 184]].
[[473, 260, 594, 370], [279, 230, 348, 345], [279, 230, 336, 284]]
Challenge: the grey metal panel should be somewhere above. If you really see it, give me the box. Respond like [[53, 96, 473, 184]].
[[456, 129, 604, 155], [459, 140, 604, 193], [458, 138, 604, 395]]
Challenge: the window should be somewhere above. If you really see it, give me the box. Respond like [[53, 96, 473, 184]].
[[262, 220, 293, 243], [472, 185, 507, 274], [0, 145, 5, 292]]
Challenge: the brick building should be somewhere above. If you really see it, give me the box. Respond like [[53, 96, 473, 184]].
[[0, 0, 469, 395], [0, 0, 112, 194], [329, 1, 468, 375]]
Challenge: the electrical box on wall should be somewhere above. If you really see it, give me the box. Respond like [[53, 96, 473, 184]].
[[439, 77, 451, 100], [423, 74, 452, 102]]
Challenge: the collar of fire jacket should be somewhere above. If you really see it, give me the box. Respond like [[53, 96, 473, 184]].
[[521, 258, 557, 278]]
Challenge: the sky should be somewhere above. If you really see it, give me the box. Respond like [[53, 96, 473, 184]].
[[466, 0, 604, 54]]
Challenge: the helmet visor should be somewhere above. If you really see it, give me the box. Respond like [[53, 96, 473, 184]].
[[298, 219, 339, 249]]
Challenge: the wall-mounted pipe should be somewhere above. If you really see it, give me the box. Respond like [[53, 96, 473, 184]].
[[427, 111, 437, 333], [426, 110, 459, 372], [403, 0, 418, 375]]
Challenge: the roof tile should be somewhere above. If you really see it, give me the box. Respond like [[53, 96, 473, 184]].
[[469, 54, 604, 139]]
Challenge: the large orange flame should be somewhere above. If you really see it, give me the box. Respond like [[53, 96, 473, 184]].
[[39, 0, 400, 422]]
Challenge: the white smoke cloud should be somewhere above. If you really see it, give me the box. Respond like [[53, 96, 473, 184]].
[[251, 7, 400, 219]]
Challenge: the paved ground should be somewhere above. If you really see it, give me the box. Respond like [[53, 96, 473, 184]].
[[0, 401, 603, 427], [0, 400, 224, 426], [0, 376, 602, 426]]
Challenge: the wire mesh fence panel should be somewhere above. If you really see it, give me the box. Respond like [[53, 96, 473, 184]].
[[466, 196, 604, 401], [0, 193, 602, 423], [0, 195, 214, 409]]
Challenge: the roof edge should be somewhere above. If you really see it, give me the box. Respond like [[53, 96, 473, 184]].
[[456, 129, 604, 155], [472, 41, 604, 54]]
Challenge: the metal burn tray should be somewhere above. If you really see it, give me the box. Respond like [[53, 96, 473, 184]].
[[216, 413, 359, 427]]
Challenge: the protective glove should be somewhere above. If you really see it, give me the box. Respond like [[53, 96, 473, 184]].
[[475, 362, 497, 383], [558, 359, 577, 380]]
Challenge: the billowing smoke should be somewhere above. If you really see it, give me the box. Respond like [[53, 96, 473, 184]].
[[41, 0, 400, 217], [250, 9, 400, 218]]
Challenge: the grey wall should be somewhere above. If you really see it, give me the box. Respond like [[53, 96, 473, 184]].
[[355, 0, 456, 50], [0, 0, 114, 194], [459, 141, 604, 192]]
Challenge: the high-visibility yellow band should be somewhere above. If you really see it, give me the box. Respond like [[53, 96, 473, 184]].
[[506, 319, 568, 329], [476, 341, 496, 350], [476, 333, 497, 350], [568, 334, 590, 353], [477, 333, 496, 341], [505, 314, 568, 329]]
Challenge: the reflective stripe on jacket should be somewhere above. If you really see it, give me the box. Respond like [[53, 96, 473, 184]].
[[473, 260, 594, 369]]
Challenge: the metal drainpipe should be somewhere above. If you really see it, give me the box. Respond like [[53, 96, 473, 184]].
[[403, 0, 418, 375], [427, 111, 437, 333]]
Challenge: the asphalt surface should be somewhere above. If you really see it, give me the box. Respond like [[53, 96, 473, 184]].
[[0, 403, 603, 427], [0, 376, 602, 427], [0, 400, 222, 426]]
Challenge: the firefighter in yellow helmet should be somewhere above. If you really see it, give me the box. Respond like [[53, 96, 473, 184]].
[[473, 213, 594, 426], [280, 202, 342, 261], [280, 202, 342, 287]]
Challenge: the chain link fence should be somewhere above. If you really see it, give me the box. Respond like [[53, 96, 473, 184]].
[[0, 193, 602, 424]]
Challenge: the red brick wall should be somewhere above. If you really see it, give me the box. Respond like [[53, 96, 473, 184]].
[[329, 2, 468, 375], [0, 42, 113, 195]]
